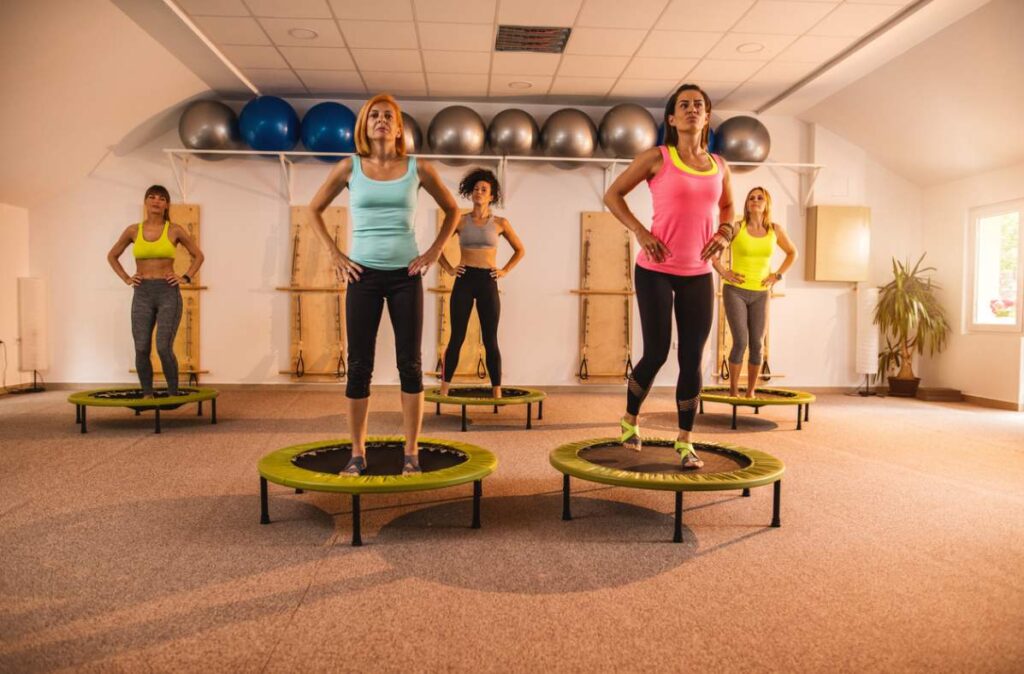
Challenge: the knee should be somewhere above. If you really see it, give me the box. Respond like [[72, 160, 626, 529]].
[[747, 343, 763, 365], [346, 358, 373, 399], [398, 356, 422, 394]]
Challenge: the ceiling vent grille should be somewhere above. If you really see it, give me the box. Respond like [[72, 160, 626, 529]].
[[495, 25, 571, 53]]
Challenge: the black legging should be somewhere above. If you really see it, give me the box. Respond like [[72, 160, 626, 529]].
[[345, 267, 423, 399], [626, 266, 713, 430], [442, 267, 501, 386]]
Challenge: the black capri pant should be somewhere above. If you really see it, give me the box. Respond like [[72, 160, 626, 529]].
[[442, 266, 501, 386]]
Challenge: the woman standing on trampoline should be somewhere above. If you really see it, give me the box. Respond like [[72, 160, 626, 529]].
[[106, 185, 204, 398], [603, 84, 735, 469], [438, 168, 525, 400], [309, 93, 460, 476]]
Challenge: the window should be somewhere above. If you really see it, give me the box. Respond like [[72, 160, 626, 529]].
[[968, 200, 1023, 332]]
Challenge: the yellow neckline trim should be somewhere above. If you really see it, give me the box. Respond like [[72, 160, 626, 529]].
[[667, 146, 718, 176], [137, 221, 170, 243]]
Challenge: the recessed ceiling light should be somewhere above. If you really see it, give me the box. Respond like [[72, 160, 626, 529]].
[[736, 42, 764, 54], [508, 81, 532, 90], [288, 28, 318, 40]]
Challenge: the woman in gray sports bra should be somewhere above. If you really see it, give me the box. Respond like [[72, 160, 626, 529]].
[[439, 168, 525, 398]]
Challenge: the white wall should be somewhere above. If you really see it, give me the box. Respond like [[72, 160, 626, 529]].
[[0, 203, 30, 389]]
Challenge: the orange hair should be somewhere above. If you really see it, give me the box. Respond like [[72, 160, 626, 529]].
[[354, 93, 406, 157]]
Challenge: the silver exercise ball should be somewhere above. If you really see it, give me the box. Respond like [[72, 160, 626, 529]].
[[715, 115, 771, 173], [541, 108, 598, 170], [178, 100, 240, 161], [487, 108, 540, 156], [598, 103, 657, 158], [427, 105, 486, 165], [402, 112, 423, 154]]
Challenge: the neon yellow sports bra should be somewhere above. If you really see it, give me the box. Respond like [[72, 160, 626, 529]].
[[133, 222, 176, 260]]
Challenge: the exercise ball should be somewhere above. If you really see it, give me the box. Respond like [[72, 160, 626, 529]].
[[178, 100, 240, 161], [427, 105, 486, 165], [239, 96, 300, 152], [715, 115, 770, 173], [598, 104, 656, 158], [301, 102, 355, 161], [402, 112, 423, 154], [541, 108, 597, 169], [487, 108, 539, 156]]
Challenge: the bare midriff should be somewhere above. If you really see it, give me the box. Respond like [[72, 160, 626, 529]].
[[135, 258, 177, 279], [459, 246, 497, 270]]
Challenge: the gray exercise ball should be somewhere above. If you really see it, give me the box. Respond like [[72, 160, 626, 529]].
[[487, 108, 540, 156], [427, 105, 486, 165], [598, 103, 657, 158], [178, 100, 240, 161], [715, 115, 771, 173], [402, 112, 423, 154], [541, 108, 598, 170]]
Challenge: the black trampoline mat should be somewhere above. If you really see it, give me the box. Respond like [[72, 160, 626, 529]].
[[291, 441, 469, 475], [703, 388, 799, 400], [579, 441, 751, 475], [91, 388, 201, 400], [443, 387, 532, 399]]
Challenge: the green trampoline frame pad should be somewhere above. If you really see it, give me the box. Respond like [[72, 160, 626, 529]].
[[68, 387, 218, 408], [258, 436, 497, 494], [700, 386, 815, 407], [424, 387, 546, 407], [550, 438, 784, 492]]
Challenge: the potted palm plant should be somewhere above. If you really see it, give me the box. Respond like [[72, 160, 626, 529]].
[[873, 254, 951, 397]]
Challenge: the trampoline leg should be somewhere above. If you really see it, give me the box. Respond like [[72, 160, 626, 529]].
[[771, 480, 781, 527], [81, 406, 87, 434], [211, 398, 217, 425], [471, 480, 482, 529], [155, 408, 161, 434], [135, 408, 141, 416], [674, 492, 683, 543], [461, 406, 467, 432], [699, 399, 704, 414], [731, 406, 737, 430], [198, 400, 203, 417], [351, 494, 362, 547], [260, 477, 270, 524], [805, 405, 810, 422], [295, 488, 304, 494], [526, 403, 532, 430], [562, 474, 572, 521], [797, 405, 803, 430], [754, 406, 759, 415], [538, 400, 543, 420], [742, 488, 751, 497], [435, 402, 440, 416], [493, 404, 498, 414], [75, 404, 81, 424]]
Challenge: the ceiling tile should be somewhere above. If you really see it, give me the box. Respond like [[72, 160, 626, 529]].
[[658, 0, 755, 31], [258, 17, 346, 47], [549, 76, 616, 96], [350, 48, 423, 71], [423, 50, 491, 74], [221, 45, 288, 68], [497, 0, 582, 26], [706, 33, 794, 61], [566, 28, 647, 56], [699, 81, 743, 103], [361, 71, 428, 96], [808, 3, 901, 37], [329, 0, 414, 21], [491, 52, 561, 75], [557, 54, 629, 78], [733, 1, 836, 35], [638, 31, 721, 58], [279, 46, 354, 70], [418, 22, 492, 51], [412, 0, 496, 24], [427, 72, 490, 96], [296, 69, 366, 91], [717, 80, 784, 110], [489, 74, 553, 96], [177, 0, 249, 17], [610, 78, 679, 100], [338, 20, 418, 48], [776, 34, 855, 62], [576, 0, 668, 29], [689, 59, 761, 81], [622, 57, 697, 80], [746, 59, 814, 83], [243, 68, 308, 93], [192, 16, 270, 46], [244, 0, 332, 18]]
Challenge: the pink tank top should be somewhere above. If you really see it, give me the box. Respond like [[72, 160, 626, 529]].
[[637, 146, 724, 277]]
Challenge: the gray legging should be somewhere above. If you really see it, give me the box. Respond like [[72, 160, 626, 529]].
[[131, 280, 182, 395], [723, 284, 768, 365]]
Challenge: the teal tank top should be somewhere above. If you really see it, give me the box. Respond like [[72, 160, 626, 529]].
[[349, 155, 419, 270]]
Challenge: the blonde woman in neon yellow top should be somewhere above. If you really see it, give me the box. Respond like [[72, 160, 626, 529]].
[[713, 187, 797, 398]]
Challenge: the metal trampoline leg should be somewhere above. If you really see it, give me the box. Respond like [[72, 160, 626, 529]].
[[731, 405, 737, 430], [526, 403, 532, 429], [771, 481, 781, 528], [135, 408, 141, 416], [260, 477, 270, 524], [538, 400, 544, 420], [674, 492, 683, 543], [472, 480, 482, 529], [435, 402, 440, 416], [295, 488, 304, 494], [754, 406, 760, 415], [351, 494, 362, 546], [562, 474, 572, 520], [493, 404, 498, 414], [461, 405, 467, 432], [699, 399, 704, 414], [81, 406, 87, 433], [742, 488, 751, 497], [805, 404, 810, 422], [198, 400, 203, 417], [75, 404, 81, 424], [155, 408, 161, 434], [211, 398, 217, 425], [797, 405, 803, 430]]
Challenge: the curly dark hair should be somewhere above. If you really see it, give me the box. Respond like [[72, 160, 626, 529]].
[[458, 167, 501, 203]]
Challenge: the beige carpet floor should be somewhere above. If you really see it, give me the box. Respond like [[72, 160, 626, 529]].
[[1, 387, 1022, 673]]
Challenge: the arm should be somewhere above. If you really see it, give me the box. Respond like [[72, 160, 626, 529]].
[[603, 147, 669, 262], [763, 223, 798, 288], [437, 218, 462, 276], [700, 158, 737, 261], [492, 217, 525, 278], [409, 159, 459, 276], [309, 158, 361, 282], [107, 225, 140, 286], [167, 224, 205, 285], [711, 248, 745, 286]]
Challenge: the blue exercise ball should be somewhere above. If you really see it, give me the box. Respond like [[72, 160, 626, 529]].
[[239, 96, 300, 152], [301, 102, 355, 161]]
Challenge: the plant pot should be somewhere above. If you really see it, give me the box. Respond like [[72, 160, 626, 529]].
[[887, 377, 921, 397]]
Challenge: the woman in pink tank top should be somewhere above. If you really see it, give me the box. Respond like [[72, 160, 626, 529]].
[[604, 84, 736, 469]]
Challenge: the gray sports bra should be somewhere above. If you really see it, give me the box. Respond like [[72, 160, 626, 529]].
[[458, 214, 499, 249]]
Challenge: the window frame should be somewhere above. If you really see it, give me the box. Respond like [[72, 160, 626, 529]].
[[966, 198, 1024, 334]]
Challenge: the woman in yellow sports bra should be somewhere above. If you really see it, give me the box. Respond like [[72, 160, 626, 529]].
[[712, 186, 797, 398], [106, 185, 204, 397]]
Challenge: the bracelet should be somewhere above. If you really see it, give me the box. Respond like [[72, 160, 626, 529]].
[[716, 224, 733, 242], [182, 274, 192, 284]]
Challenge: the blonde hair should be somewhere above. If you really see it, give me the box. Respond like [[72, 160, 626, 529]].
[[742, 186, 773, 230], [354, 93, 406, 157]]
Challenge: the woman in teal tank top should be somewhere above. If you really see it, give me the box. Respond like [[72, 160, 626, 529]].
[[309, 94, 460, 476], [713, 187, 798, 398]]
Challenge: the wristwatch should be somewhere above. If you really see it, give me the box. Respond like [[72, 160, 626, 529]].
[[773, 272, 783, 281], [181, 274, 192, 284]]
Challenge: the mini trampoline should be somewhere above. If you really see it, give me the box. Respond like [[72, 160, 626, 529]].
[[258, 436, 498, 546], [699, 386, 816, 430], [68, 387, 218, 434], [425, 386, 547, 432], [550, 438, 784, 543]]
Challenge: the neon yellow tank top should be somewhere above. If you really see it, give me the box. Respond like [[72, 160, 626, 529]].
[[725, 221, 776, 291], [133, 221, 176, 260]]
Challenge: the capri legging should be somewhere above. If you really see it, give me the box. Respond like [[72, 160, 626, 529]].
[[626, 266, 714, 430], [722, 284, 768, 365], [346, 267, 423, 399], [442, 267, 501, 386], [131, 279, 182, 396]]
